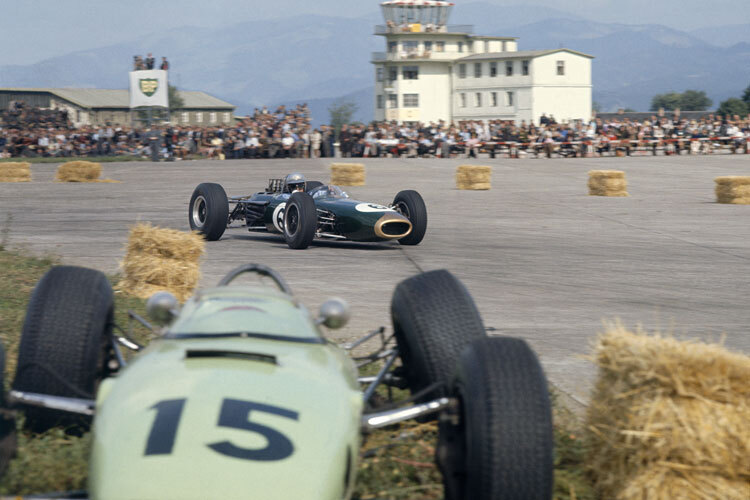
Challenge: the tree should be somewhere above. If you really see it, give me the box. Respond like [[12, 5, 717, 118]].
[[650, 92, 682, 111], [679, 90, 712, 111], [742, 84, 750, 105], [168, 84, 184, 112], [328, 98, 358, 139], [716, 98, 749, 118]]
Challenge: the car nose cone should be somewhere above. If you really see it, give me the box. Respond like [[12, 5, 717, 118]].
[[374, 213, 412, 239]]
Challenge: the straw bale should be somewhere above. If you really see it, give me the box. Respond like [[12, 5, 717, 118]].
[[56, 161, 102, 182], [119, 223, 205, 302], [588, 170, 628, 196], [0, 162, 31, 182], [456, 165, 491, 190], [125, 223, 205, 261], [331, 163, 366, 186], [715, 177, 750, 205], [585, 326, 750, 500]]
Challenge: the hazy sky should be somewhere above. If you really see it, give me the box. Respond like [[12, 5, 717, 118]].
[[1, 0, 748, 65]]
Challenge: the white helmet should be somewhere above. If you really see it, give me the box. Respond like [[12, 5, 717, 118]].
[[284, 172, 306, 193]]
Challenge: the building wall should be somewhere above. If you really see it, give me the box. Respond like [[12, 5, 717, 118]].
[[529, 53, 592, 124], [375, 61, 452, 124]]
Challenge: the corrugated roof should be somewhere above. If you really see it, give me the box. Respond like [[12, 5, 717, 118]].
[[0, 87, 235, 110], [458, 48, 594, 61]]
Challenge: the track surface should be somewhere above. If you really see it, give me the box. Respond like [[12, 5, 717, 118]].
[[2, 155, 749, 405]]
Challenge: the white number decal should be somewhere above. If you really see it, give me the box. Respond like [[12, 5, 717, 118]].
[[355, 203, 394, 213], [272, 202, 287, 232]]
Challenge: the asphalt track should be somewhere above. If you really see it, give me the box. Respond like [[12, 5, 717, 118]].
[[2, 155, 749, 407]]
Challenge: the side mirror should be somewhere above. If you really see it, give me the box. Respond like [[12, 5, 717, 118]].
[[318, 298, 350, 329], [146, 291, 180, 326]]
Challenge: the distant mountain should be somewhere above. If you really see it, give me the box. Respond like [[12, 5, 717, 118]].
[[1, 7, 748, 120], [690, 24, 750, 48]]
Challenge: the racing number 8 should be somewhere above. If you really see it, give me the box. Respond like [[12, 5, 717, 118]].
[[145, 398, 299, 461]]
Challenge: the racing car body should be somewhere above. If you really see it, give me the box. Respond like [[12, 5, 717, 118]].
[[189, 179, 428, 249]]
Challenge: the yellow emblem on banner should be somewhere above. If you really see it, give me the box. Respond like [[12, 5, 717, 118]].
[[139, 79, 159, 97]]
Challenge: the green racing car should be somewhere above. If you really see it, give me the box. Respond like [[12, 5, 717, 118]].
[[1, 263, 553, 500]]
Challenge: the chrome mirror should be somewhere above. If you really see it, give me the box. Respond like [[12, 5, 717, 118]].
[[318, 298, 350, 329], [146, 291, 180, 326]]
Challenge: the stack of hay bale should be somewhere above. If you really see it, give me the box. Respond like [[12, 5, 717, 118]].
[[0, 162, 31, 182], [456, 165, 491, 190], [588, 170, 628, 197], [715, 176, 750, 204], [585, 326, 750, 500], [56, 161, 102, 182], [330, 163, 366, 186], [119, 223, 205, 302]]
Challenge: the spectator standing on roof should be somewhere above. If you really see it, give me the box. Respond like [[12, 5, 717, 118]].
[[160, 57, 169, 71], [145, 53, 155, 70]]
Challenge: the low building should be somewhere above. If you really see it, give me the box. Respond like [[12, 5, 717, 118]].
[[372, 0, 593, 125], [0, 87, 235, 127]]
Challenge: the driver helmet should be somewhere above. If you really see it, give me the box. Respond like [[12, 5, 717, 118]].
[[284, 172, 306, 193]]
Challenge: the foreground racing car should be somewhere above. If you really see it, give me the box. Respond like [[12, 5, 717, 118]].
[[188, 173, 427, 249], [1, 264, 553, 500]]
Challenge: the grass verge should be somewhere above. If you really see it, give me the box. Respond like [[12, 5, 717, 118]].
[[0, 247, 595, 498]]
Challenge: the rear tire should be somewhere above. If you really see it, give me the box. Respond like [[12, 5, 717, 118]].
[[437, 337, 554, 500], [283, 192, 317, 249], [11, 266, 114, 433], [393, 190, 427, 245], [189, 183, 229, 241], [391, 270, 485, 400]]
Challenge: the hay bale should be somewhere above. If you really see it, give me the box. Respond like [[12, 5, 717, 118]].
[[456, 165, 491, 190], [56, 161, 102, 182], [715, 176, 750, 205], [331, 163, 365, 186], [588, 170, 628, 197], [119, 223, 205, 302], [585, 326, 750, 500], [0, 162, 31, 182]]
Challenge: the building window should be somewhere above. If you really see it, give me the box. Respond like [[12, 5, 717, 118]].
[[436, 41, 445, 52], [502, 41, 507, 52], [223, 112, 230, 123], [458, 41, 464, 53], [424, 41, 432, 53], [485, 40, 490, 52], [474, 62, 482, 78], [475, 92, 482, 107], [507, 91, 514, 106], [467, 41, 473, 53], [388, 94, 398, 109], [388, 41, 397, 53], [458, 63, 466, 78], [522, 60, 530, 76], [196, 112, 203, 123], [491, 92, 498, 107], [506, 61, 513, 76], [557, 60, 565, 75], [403, 93, 419, 108], [377, 95, 385, 109], [403, 65, 419, 80], [459, 93, 466, 108], [210, 112, 217, 123], [490, 62, 497, 77], [376, 67, 384, 82], [181, 112, 189, 123], [404, 40, 418, 57], [388, 67, 397, 82]]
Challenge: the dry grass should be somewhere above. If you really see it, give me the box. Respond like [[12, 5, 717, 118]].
[[715, 176, 750, 205], [585, 324, 750, 500], [588, 170, 628, 197], [331, 163, 366, 186], [118, 223, 204, 302], [456, 165, 491, 190], [55, 161, 102, 182], [0, 163, 31, 183]]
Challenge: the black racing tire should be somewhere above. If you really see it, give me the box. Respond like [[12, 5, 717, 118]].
[[11, 266, 114, 433], [283, 192, 317, 249], [438, 337, 554, 500], [391, 270, 485, 400], [189, 182, 229, 241], [0, 342, 17, 477], [305, 181, 324, 193], [393, 190, 427, 246]]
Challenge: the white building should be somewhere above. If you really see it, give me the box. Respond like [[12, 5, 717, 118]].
[[371, 0, 593, 125]]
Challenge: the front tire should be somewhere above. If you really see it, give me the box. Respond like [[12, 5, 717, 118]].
[[283, 192, 317, 249], [393, 190, 427, 245], [189, 183, 229, 241], [437, 337, 554, 500], [391, 270, 485, 400], [12, 266, 114, 433]]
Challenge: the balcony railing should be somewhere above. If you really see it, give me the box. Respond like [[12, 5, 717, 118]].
[[372, 51, 437, 61], [374, 24, 473, 35]]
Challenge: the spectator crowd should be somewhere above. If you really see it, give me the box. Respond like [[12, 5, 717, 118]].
[[1, 102, 748, 160], [133, 53, 169, 71]]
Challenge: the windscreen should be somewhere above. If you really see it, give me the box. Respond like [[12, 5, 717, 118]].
[[310, 185, 349, 199]]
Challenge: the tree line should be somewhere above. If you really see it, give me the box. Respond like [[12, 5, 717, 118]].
[[650, 85, 750, 116]]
